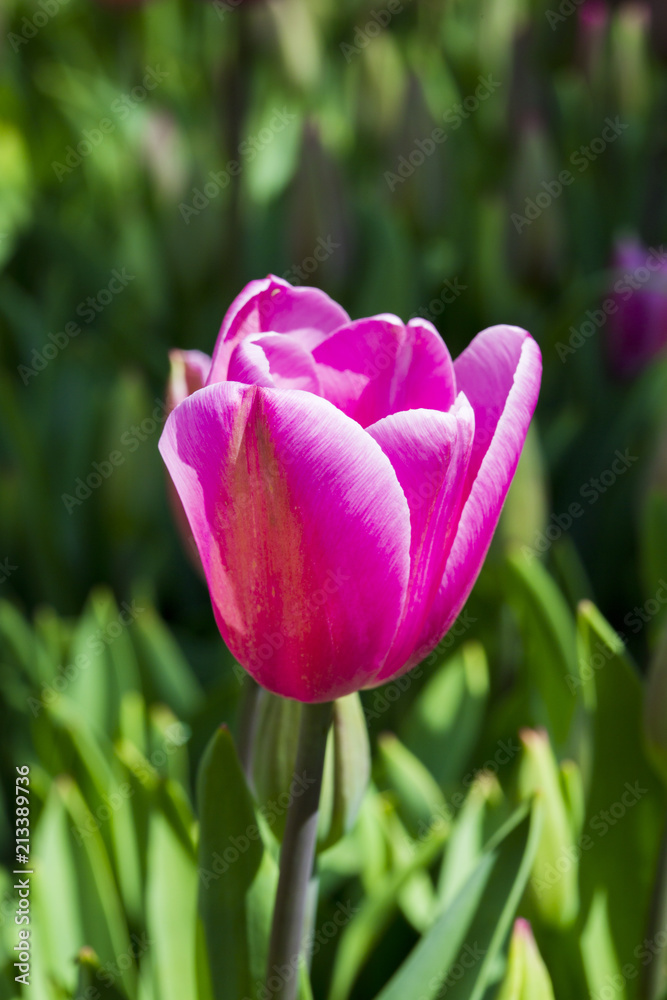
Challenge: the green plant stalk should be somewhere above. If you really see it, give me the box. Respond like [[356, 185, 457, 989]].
[[236, 673, 262, 786], [266, 700, 333, 1000]]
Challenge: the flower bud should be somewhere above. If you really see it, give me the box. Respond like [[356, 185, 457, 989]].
[[576, 1, 610, 84], [252, 690, 370, 849], [518, 728, 581, 927], [496, 919, 556, 1000], [605, 237, 667, 379], [610, 3, 651, 119]]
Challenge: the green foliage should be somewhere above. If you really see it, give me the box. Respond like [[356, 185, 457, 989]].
[[2, 0, 667, 997]]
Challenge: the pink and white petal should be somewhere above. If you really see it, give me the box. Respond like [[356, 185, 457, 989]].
[[166, 349, 211, 412], [159, 382, 411, 702], [227, 333, 323, 394], [406, 328, 542, 665], [312, 316, 457, 426], [402, 319, 457, 411], [208, 275, 350, 384], [365, 394, 475, 684]]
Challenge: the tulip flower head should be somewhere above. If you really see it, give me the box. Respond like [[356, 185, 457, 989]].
[[160, 276, 541, 701], [606, 237, 667, 378]]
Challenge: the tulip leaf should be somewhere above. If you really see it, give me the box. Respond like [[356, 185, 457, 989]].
[[371, 802, 541, 1000], [437, 776, 494, 908], [402, 641, 489, 788], [505, 551, 580, 748], [55, 776, 136, 997], [131, 603, 203, 717], [576, 600, 666, 993], [327, 825, 449, 1000], [196, 725, 277, 1000], [145, 794, 198, 1000], [377, 732, 445, 839], [432, 800, 543, 1000]]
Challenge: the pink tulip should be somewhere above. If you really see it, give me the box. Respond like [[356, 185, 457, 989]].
[[606, 238, 667, 378], [159, 276, 541, 702], [165, 349, 211, 571]]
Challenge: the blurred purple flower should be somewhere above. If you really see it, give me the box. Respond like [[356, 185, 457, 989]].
[[606, 237, 667, 378]]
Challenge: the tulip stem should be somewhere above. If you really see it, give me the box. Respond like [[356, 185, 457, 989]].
[[266, 700, 333, 1000], [237, 674, 261, 787]]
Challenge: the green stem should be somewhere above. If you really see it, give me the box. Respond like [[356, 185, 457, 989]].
[[266, 701, 333, 1000], [236, 674, 262, 787]]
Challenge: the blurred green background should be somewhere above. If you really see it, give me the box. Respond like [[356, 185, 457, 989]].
[[3, 0, 667, 998]]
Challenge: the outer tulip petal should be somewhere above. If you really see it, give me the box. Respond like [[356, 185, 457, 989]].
[[407, 327, 542, 665], [166, 349, 211, 411], [312, 316, 457, 427], [208, 275, 350, 384], [227, 333, 323, 394], [366, 394, 475, 684], [159, 382, 411, 702]]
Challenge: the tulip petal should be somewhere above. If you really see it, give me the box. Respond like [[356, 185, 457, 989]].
[[408, 327, 542, 664], [166, 349, 211, 412], [312, 316, 457, 427], [208, 275, 350, 384], [159, 382, 411, 701], [365, 395, 475, 684], [227, 333, 323, 394]]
